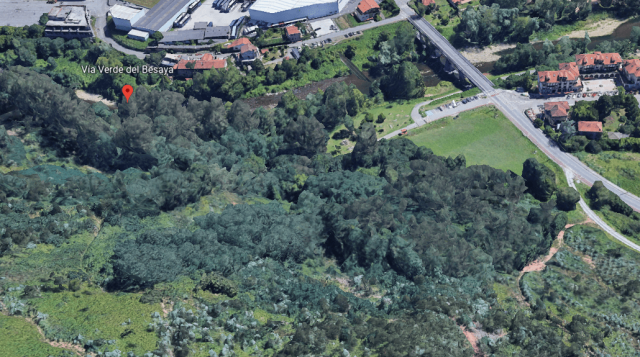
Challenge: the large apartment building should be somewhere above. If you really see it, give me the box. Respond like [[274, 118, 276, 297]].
[[621, 59, 640, 90], [575, 52, 623, 72], [537, 62, 581, 95], [538, 52, 624, 95]]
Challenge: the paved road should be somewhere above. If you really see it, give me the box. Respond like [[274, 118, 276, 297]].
[[565, 169, 640, 253], [395, 0, 494, 93], [94, 15, 146, 59], [288, 13, 407, 48], [384, 88, 640, 248], [491, 91, 640, 212]]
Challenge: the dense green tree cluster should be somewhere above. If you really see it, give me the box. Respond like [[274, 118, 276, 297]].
[[495, 28, 640, 75], [460, 0, 591, 46], [0, 27, 623, 357]]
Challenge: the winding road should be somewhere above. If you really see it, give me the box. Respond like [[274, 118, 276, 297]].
[[385, 88, 640, 252]]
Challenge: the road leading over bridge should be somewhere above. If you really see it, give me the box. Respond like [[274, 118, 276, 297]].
[[407, 15, 495, 93]]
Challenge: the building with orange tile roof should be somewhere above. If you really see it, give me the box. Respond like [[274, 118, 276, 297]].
[[285, 25, 302, 42], [575, 51, 623, 72], [622, 59, 640, 90], [422, 0, 435, 5], [543, 101, 571, 125], [537, 62, 582, 95], [239, 43, 260, 61], [356, 0, 380, 22], [577, 121, 603, 139], [173, 54, 227, 78], [227, 37, 252, 50]]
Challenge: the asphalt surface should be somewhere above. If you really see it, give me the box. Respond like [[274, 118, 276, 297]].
[[288, 13, 407, 48], [565, 169, 640, 253], [395, 0, 494, 93], [387, 89, 640, 249], [491, 91, 640, 212]]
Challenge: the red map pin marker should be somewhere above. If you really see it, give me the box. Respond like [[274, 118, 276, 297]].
[[122, 85, 133, 103]]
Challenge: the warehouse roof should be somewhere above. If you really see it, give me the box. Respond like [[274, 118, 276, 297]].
[[159, 29, 205, 43], [110, 4, 143, 20], [134, 0, 194, 32], [251, 0, 340, 14], [205, 26, 230, 38], [193, 21, 208, 29]]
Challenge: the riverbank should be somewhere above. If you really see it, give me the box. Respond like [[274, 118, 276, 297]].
[[563, 17, 629, 39], [460, 16, 640, 64], [460, 44, 517, 64]]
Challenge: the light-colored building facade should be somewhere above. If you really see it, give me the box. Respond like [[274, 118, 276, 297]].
[[110, 4, 146, 32], [355, 0, 379, 22], [239, 44, 260, 62], [537, 62, 582, 95], [127, 29, 149, 41], [575, 52, 623, 73], [285, 26, 302, 42], [622, 59, 640, 90], [45, 5, 93, 39], [249, 0, 349, 24]]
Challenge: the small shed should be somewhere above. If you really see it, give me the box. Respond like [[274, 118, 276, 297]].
[[110, 4, 146, 32], [127, 29, 150, 41]]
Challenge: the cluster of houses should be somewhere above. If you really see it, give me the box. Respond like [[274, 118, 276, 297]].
[[164, 37, 264, 78], [542, 101, 605, 139], [537, 51, 640, 95]]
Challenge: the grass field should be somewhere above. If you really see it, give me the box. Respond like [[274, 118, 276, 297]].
[[30, 289, 161, 355], [404, 105, 566, 179], [576, 150, 640, 197], [330, 22, 405, 70], [123, 0, 160, 8], [327, 97, 429, 155], [0, 314, 74, 356]]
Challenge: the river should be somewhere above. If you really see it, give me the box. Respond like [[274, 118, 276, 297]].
[[245, 17, 640, 109], [243, 62, 440, 110]]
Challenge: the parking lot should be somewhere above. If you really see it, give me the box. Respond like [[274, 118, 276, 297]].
[[309, 19, 337, 37], [0, 0, 60, 27], [581, 78, 618, 92], [0, 0, 110, 27], [177, 0, 244, 30]]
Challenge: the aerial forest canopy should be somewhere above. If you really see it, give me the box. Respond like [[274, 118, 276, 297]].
[[0, 64, 630, 357]]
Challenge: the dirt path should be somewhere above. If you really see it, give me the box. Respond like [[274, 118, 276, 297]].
[[515, 218, 595, 305], [0, 310, 88, 357], [75, 90, 117, 109]]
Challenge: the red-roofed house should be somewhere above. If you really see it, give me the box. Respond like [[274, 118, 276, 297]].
[[575, 51, 623, 72], [285, 26, 301, 42], [227, 38, 252, 51], [622, 59, 640, 90], [577, 121, 603, 139], [356, 0, 380, 22], [537, 62, 582, 95], [422, 0, 435, 5], [173, 54, 227, 78], [239, 43, 260, 61], [543, 101, 571, 125]]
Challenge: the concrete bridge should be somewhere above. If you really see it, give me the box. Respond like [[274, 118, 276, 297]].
[[407, 15, 495, 93]]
